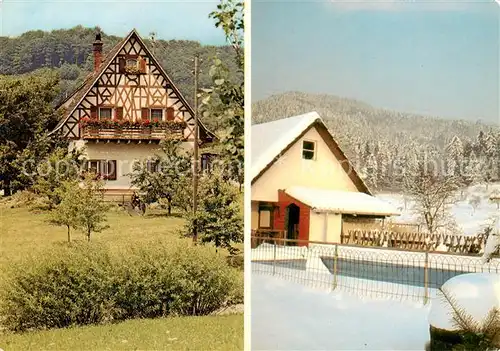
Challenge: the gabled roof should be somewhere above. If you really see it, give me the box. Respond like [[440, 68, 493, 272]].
[[51, 29, 215, 140], [251, 111, 371, 194], [285, 186, 399, 216]]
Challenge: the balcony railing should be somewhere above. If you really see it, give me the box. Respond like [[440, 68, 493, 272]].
[[80, 119, 186, 141]]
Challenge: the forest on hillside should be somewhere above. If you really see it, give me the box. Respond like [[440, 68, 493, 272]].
[[0, 26, 240, 124], [253, 92, 500, 192]]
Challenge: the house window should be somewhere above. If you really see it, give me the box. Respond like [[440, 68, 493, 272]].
[[151, 109, 163, 121], [126, 58, 138, 68], [302, 140, 316, 160], [106, 160, 117, 181], [88, 159, 117, 181], [258, 204, 274, 229], [99, 107, 112, 120], [146, 159, 159, 173], [88, 160, 100, 174]]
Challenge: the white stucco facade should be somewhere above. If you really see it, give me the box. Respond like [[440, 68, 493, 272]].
[[71, 140, 193, 191]]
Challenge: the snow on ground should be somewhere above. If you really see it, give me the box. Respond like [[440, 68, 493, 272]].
[[378, 183, 500, 236], [251, 274, 431, 350]]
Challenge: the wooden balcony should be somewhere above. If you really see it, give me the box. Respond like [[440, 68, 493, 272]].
[[80, 120, 186, 142]]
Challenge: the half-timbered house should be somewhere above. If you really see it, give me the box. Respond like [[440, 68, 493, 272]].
[[50, 30, 215, 200]]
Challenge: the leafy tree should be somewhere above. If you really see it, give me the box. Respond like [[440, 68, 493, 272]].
[[184, 167, 243, 254], [199, 0, 244, 190], [48, 180, 81, 242], [129, 139, 192, 215], [74, 173, 110, 241], [31, 146, 83, 209], [0, 70, 61, 195]]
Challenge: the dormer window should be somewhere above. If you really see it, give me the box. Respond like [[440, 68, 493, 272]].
[[302, 140, 316, 160]]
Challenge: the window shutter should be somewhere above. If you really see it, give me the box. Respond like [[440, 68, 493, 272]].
[[118, 57, 125, 73], [115, 107, 123, 120], [166, 107, 175, 121], [90, 106, 97, 119], [141, 108, 150, 120], [139, 57, 146, 73]]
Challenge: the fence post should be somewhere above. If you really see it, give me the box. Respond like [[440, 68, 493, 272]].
[[333, 244, 338, 290], [273, 239, 277, 276], [424, 251, 429, 305]]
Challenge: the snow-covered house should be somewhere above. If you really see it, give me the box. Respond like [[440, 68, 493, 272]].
[[251, 112, 399, 245], [50, 30, 215, 199]]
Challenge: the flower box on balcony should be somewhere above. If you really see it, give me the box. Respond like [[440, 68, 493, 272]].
[[80, 116, 187, 139]]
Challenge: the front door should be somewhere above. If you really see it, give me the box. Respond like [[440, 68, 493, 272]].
[[286, 203, 300, 245]]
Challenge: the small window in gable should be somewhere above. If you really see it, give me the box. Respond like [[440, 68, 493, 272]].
[[126, 58, 138, 68], [302, 140, 316, 160], [99, 107, 112, 120], [151, 109, 163, 121]]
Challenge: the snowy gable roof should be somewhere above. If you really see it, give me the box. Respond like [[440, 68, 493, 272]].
[[251, 112, 320, 181], [285, 186, 400, 216], [251, 111, 371, 194]]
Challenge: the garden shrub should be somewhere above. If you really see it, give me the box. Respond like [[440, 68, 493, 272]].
[[226, 253, 244, 271], [4, 190, 39, 208], [1, 242, 116, 332], [112, 241, 242, 319], [1, 240, 243, 332]]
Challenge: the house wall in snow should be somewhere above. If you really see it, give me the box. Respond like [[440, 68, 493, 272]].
[[251, 125, 358, 203], [309, 212, 342, 243]]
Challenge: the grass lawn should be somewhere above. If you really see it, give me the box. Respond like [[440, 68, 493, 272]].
[[1, 314, 243, 351], [0, 200, 243, 271], [0, 201, 244, 349], [0, 205, 187, 277]]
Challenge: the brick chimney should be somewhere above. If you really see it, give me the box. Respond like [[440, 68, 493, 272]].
[[93, 33, 103, 72]]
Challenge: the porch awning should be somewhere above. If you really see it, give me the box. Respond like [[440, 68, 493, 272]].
[[285, 186, 400, 217]]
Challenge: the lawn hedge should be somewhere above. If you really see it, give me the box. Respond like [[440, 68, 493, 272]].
[[1, 241, 242, 332]]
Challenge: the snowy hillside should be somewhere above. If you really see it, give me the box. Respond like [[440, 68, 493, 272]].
[[378, 183, 500, 236]]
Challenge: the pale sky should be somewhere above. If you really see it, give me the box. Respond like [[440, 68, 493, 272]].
[[0, 0, 226, 44], [252, 0, 500, 123]]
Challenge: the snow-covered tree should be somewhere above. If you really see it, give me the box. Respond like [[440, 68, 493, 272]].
[[404, 158, 460, 234]]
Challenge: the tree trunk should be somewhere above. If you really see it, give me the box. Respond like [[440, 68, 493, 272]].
[[167, 198, 172, 216], [87, 230, 91, 242], [67, 225, 71, 243], [3, 181, 11, 196]]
